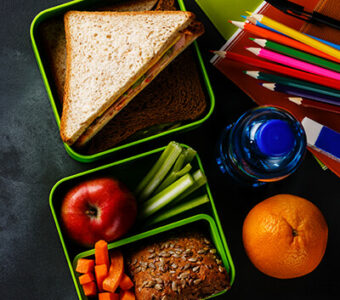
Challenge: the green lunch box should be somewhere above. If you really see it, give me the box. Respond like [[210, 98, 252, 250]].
[[30, 0, 215, 163], [49, 144, 235, 299]]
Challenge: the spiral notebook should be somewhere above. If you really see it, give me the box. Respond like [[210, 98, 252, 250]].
[[204, 0, 340, 177]]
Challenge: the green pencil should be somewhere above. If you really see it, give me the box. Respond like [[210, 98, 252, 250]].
[[250, 38, 340, 73], [244, 70, 340, 99]]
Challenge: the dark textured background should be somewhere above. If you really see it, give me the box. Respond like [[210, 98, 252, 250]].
[[0, 0, 339, 299]]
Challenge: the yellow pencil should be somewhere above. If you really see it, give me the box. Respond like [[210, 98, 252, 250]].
[[250, 13, 340, 60]]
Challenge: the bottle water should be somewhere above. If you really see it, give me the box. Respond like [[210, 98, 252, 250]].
[[216, 106, 306, 187]]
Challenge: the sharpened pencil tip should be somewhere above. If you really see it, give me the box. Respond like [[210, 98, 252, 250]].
[[230, 20, 245, 29], [262, 83, 276, 91], [246, 47, 261, 56], [250, 13, 262, 22], [211, 50, 226, 58], [245, 11, 252, 15], [288, 97, 303, 105], [245, 71, 260, 79], [251, 38, 266, 47]]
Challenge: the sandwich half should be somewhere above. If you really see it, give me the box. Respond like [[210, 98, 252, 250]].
[[60, 10, 204, 146]]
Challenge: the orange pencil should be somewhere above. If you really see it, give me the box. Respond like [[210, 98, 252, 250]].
[[230, 21, 340, 64]]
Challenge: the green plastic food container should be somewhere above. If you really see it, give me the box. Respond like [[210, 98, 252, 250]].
[[49, 144, 235, 299], [30, 0, 215, 163]]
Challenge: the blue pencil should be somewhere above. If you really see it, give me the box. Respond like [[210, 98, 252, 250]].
[[241, 15, 340, 50]]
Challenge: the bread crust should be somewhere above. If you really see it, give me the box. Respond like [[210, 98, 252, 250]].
[[60, 10, 196, 145]]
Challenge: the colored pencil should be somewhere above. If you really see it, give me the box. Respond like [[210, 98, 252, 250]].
[[262, 83, 340, 106], [229, 21, 340, 63], [250, 38, 340, 73], [289, 97, 340, 114], [247, 47, 340, 80], [213, 51, 340, 90], [244, 15, 340, 50], [244, 71, 340, 99], [249, 14, 340, 60]]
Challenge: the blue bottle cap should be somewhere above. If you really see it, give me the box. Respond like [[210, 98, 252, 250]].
[[256, 119, 295, 157]]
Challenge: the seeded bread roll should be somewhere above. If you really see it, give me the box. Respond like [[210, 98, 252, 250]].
[[127, 232, 230, 300]]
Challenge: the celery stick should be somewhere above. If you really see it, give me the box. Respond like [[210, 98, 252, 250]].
[[139, 173, 194, 219], [182, 147, 197, 164], [145, 194, 210, 226], [171, 147, 196, 173], [152, 147, 196, 194], [154, 163, 192, 194], [136, 141, 182, 200], [172, 151, 186, 172], [171, 169, 207, 205]]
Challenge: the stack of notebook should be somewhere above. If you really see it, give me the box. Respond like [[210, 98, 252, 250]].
[[203, 0, 340, 176]]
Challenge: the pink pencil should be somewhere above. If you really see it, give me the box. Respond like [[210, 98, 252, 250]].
[[246, 47, 340, 81]]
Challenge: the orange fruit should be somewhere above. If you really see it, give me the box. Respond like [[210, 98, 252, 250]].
[[242, 194, 328, 279]]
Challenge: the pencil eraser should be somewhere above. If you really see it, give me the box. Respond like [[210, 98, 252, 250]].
[[302, 117, 340, 161]]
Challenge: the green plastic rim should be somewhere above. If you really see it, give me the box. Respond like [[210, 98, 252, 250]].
[[30, 0, 215, 163], [49, 143, 235, 299]]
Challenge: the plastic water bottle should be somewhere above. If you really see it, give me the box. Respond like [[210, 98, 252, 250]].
[[216, 106, 306, 187]]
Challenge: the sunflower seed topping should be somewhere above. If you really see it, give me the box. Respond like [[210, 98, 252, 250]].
[[188, 257, 198, 263], [194, 278, 202, 285], [204, 238, 211, 245], [192, 266, 200, 272], [178, 271, 190, 279], [155, 278, 163, 284], [154, 283, 163, 291], [149, 262, 156, 269], [159, 251, 170, 258]]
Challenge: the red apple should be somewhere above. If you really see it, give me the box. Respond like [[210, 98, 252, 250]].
[[61, 177, 137, 247]]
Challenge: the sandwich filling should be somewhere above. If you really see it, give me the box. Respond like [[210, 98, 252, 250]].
[[75, 22, 203, 147]]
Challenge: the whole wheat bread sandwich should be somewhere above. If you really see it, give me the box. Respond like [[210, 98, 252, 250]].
[[60, 10, 204, 146]]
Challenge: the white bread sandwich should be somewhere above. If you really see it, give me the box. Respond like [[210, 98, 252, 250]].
[[60, 10, 204, 146]]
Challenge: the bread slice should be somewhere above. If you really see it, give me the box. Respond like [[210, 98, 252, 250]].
[[82, 48, 207, 154], [74, 19, 204, 147], [60, 10, 195, 145], [39, 0, 159, 103]]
